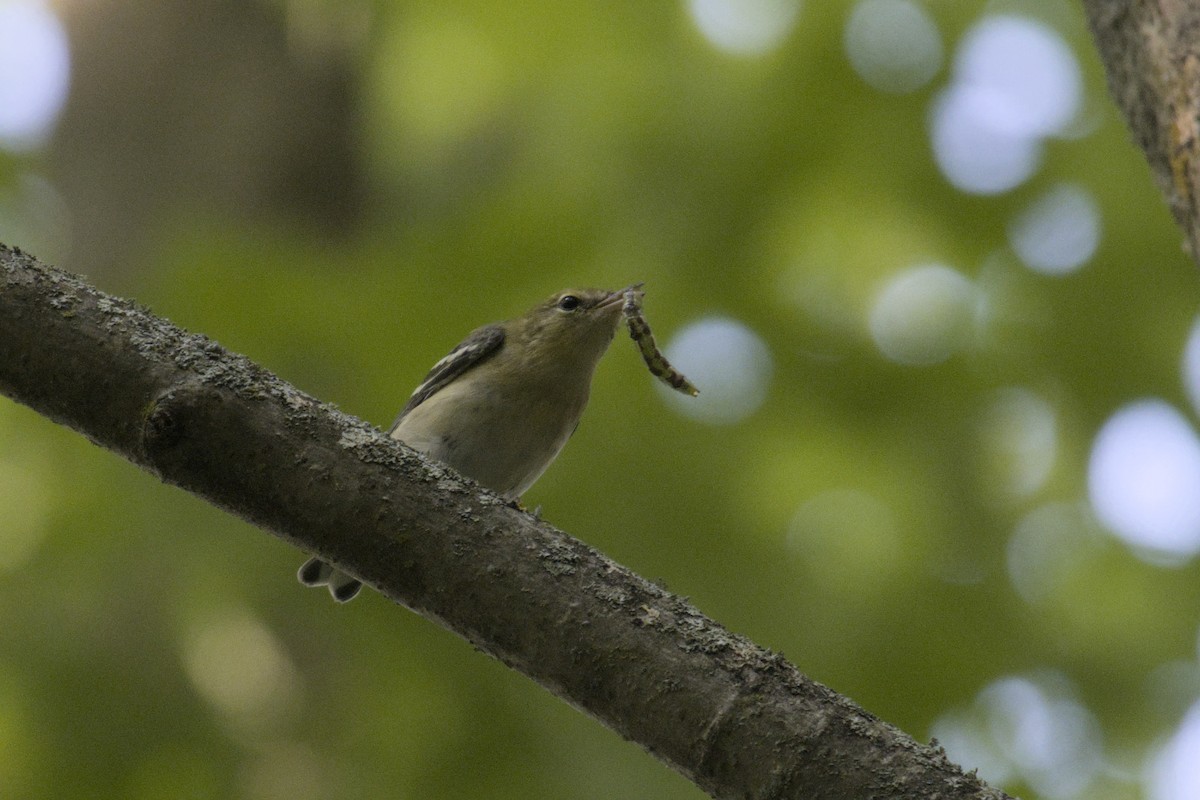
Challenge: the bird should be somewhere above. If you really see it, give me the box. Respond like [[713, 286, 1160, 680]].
[[298, 286, 632, 602]]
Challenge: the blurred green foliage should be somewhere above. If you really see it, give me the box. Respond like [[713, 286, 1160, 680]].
[[2, 1, 1199, 798]]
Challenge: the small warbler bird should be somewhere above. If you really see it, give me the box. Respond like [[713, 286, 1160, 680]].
[[299, 286, 632, 602]]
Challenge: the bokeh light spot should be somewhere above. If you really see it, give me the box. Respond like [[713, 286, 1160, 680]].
[[1182, 315, 1200, 418], [930, 710, 1015, 787], [688, 0, 801, 56], [930, 84, 1043, 194], [844, 0, 942, 94], [1147, 700, 1200, 800], [869, 263, 976, 365], [977, 386, 1057, 501], [655, 316, 772, 425], [182, 612, 301, 730], [954, 15, 1081, 139], [933, 674, 1103, 799], [1009, 183, 1101, 275], [0, 0, 70, 151], [929, 15, 1081, 194], [1088, 400, 1200, 564], [980, 676, 1102, 799]]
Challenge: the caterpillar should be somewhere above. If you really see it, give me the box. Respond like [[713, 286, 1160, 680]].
[[622, 288, 699, 397]]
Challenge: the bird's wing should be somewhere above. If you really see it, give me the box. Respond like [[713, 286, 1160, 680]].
[[388, 323, 506, 432]]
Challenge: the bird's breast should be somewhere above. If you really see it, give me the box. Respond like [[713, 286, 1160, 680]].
[[391, 378, 589, 499]]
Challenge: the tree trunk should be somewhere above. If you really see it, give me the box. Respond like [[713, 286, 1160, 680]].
[[1082, 0, 1200, 262]]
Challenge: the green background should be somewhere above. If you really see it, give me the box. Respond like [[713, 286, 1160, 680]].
[[1, 1, 1197, 798]]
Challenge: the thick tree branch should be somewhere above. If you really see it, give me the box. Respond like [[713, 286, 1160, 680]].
[[1082, 1, 1200, 261], [0, 244, 1009, 800]]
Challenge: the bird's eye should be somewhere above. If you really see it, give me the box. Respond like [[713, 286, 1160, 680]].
[[557, 295, 581, 312]]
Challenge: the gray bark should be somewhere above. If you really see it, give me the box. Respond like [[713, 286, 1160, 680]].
[[1082, 0, 1200, 260]]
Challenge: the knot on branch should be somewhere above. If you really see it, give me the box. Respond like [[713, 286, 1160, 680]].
[[141, 380, 223, 466], [145, 393, 182, 448]]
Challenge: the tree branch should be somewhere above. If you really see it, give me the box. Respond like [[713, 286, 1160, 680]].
[[0, 243, 1009, 800], [1082, 0, 1200, 261]]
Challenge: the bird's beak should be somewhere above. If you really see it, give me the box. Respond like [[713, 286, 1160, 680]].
[[596, 285, 635, 312], [602, 283, 644, 307]]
